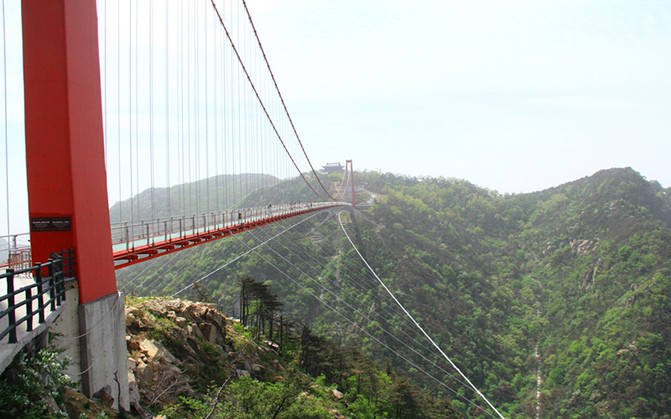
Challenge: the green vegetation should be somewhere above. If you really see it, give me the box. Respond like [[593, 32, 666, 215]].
[[127, 295, 457, 418], [0, 346, 73, 418], [118, 167, 671, 417]]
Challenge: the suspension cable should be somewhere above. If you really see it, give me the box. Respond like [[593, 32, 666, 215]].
[[208, 0, 326, 201], [240, 0, 335, 202]]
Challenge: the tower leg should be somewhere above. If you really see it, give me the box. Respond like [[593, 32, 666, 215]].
[[22, 0, 127, 409], [346, 160, 355, 206]]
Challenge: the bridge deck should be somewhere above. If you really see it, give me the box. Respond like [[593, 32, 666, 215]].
[[112, 202, 349, 269]]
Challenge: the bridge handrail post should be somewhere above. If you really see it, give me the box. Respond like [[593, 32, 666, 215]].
[[124, 224, 129, 251], [47, 261, 56, 311], [169, 217, 173, 242], [25, 287, 33, 332], [66, 248, 74, 282], [55, 256, 64, 305], [35, 263, 45, 324], [6, 269, 17, 343]]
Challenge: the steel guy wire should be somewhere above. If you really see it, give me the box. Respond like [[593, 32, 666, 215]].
[[234, 232, 496, 417]]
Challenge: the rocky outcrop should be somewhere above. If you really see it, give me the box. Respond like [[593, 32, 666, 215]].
[[125, 298, 235, 415], [124, 298, 285, 417]]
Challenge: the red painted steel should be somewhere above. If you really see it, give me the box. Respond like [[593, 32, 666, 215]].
[[346, 160, 355, 207], [22, 0, 117, 304], [113, 204, 348, 270]]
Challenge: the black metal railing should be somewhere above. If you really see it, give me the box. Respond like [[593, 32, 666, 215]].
[[0, 249, 74, 344]]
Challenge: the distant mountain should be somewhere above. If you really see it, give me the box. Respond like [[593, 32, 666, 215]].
[[109, 173, 279, 223], [117, 167, 671, 417]]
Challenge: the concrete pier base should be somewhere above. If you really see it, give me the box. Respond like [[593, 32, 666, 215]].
[[78, 292, 129, 411], [50, 279, 81, 381]]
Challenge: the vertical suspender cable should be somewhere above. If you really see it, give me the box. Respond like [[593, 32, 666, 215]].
[[117, 0, 121, 221], [213, 9, 220, 212], [129, 0, 134, 224], [195, 1, 201, 215], [103, 0, 107, 170], [150, 0, 155, 222], [210, 1, 326, 200], [187, 3, 192, 215], [204, 3, 210, 213], [244, 5, 249, 199], [179, 2, 185, 216], [1, 0, 9, 240], [241, 0, 334, 201], [237, 1, 243, 205], [258, 54, 263, 191], [135, 0, 140, 220], [231, 0, 236, 209], [223, 12, 229, 211], [244, 15, 250, 194], [165, 1, 171, 217], [250, 20, 256, 193]]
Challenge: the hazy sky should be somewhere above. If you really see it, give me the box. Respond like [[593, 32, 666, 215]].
[[245, 0, 671, 193], [2, 1, 671, 236]]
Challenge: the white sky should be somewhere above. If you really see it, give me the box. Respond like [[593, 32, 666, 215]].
[[245, 0, 671, 193]]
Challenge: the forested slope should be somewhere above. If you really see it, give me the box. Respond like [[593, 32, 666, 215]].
[[117, 167, 671, 417]]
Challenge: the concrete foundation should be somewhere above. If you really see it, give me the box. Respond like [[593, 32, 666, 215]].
[[78, 292, 129, 411], [50, 279, 82, 385]]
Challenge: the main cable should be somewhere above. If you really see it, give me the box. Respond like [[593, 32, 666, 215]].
[[241, 0, 335, 202], [208, 0, 326, 201]]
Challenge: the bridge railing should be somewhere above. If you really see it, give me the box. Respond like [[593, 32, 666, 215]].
[[0, 233, 33, 270], [0, 250, 73, 344], [110, 202, 346, 251]]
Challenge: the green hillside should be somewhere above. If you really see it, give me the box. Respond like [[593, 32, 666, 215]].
[[116, 167, 671, 417], [109, 173, 279, 223]]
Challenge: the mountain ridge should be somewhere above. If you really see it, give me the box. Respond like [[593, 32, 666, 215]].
[[116, 166, 671, 417]]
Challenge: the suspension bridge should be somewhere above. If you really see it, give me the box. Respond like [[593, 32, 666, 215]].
[[0, 1, 504, 417]]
